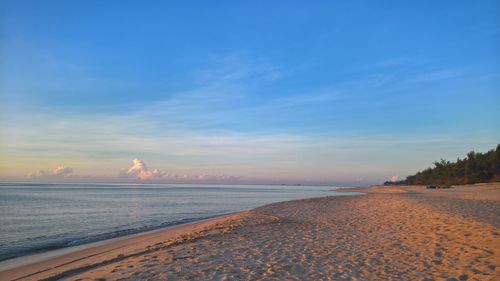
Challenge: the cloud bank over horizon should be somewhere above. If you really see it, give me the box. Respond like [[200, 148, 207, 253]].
[[26, 159, 243, 184], [30, 165, 74, 179], [119, 158, 242, 182]]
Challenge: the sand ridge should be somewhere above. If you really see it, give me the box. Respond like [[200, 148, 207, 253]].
[[1, 183, 499, 280]]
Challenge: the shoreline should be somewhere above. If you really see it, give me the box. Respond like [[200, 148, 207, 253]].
[[0, 213, 232, 271], [0, 186, 361, 270], [0, 191, 360, 280], [0, 184, 350, 268], [1, 183, 498, 280], [0, 211, 251, 281]]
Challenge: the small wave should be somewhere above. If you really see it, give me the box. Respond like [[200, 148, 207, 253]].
[[67, 215, 221, 246], [0, 214, 225, 262]]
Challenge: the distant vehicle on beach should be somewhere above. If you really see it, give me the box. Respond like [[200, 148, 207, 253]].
[[426, 184, 438, 189]]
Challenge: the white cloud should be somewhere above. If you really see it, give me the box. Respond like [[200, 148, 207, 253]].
[[119, 158, 241, 182], [53, 165, 73, 176], [120, 158, 166, 180], [390, 175, 399, 182], [30, 165, 74, 179]]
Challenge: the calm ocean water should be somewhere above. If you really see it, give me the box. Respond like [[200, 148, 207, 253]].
[[0, 183, 355, 261]]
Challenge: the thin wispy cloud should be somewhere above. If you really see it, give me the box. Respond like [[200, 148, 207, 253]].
[[3, 103, 497, 184], [191, 54, 286, 84]]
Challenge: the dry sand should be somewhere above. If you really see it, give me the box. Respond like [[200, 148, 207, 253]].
[[1, 183, 499, 281]]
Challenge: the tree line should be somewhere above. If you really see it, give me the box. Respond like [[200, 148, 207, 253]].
[[385, 144, 500, 186]]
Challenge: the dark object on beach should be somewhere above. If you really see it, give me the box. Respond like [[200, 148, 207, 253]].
[[427, 184, 438, 189]]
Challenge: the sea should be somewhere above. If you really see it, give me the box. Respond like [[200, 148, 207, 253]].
[[0, 183, 357, 262]]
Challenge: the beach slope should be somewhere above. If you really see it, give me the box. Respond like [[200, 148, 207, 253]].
[[1, 183, 499, 280]]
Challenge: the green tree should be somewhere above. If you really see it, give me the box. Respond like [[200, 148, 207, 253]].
[[396, 144, 500, 186]]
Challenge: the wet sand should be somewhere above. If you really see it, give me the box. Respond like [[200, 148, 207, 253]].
[[1, 183, 499, 280]]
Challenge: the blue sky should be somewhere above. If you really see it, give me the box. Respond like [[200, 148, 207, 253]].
[[0, 1, 499, 185]]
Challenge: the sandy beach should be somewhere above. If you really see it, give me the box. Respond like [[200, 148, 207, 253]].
[[1, 183, 499, 281]]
